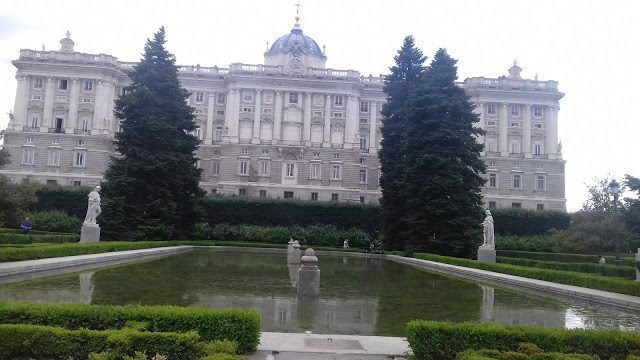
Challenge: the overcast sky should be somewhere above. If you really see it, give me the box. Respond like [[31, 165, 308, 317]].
[[1, 0, 638, 211]]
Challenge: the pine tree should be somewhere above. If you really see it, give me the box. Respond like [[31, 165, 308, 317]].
[[401, 49, 486, 257], [100, 27, 203, 240], [379, 36, 426, 251]]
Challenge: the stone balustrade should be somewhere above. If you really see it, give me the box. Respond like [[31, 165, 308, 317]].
[[464, 76, 559, 91]]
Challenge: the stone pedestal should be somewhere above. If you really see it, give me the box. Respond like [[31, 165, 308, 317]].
[[298, 248, 320, 296], [288, 241, 301, 264], [636, 248, 640, 281], [477, 246, 496, 263], [80, 224, 100, 243]]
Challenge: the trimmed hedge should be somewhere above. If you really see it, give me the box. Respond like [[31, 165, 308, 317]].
[[410, 253, 640, 296], [495, 235, 557, 252], [406, 320, 640, 360], [456, 349, 598, 360], [0, 241, 182, 262], [33, 185, 92, 219], [0, 232, 79, 244], [0, 324, 201, 360], [498, 250, 637, 267], [492, 209, 571, 236], [0, 302, 261, 353], [497, 256, 637, 279]]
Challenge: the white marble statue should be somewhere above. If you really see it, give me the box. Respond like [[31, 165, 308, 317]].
[[482, 209, 495, 248], [83, 186, 101, 225]]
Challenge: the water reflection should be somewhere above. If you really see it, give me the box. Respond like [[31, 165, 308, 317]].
[[0, 251, 639, 336]]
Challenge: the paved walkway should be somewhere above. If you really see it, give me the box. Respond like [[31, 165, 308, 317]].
[[247, 332, 410, 360]]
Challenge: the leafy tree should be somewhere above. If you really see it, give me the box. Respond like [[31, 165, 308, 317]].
[[623, 174, 640, 240], [379, 36, 427, 251], [582, 175, 625, 213], [399, 49, 486, 257], [100, 27, 203, 240], [0, 130, 10, 169]]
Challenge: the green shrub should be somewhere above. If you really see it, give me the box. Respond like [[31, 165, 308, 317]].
[[410, 253, 640, 296], [497, 257, 637, 279], [492, 209, 570, 236], [31, 210, 82, 233], [0, 302, 261, 354], [34, 185, 92, 219], [0, 232, 80, 244], [456, 349, 599, 360], [406, 320, 640, 360], [496, 235, 558, 252], [497, 250, 637, 267], [200, 354, 247, 360], [0, 324, 201, 360]]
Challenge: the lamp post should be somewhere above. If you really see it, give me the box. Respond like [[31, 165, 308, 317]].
[[609, 179, 621, 265]]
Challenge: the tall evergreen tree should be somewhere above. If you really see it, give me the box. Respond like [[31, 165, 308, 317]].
[[401, 49, 486, 257], [100, 27, 203, 240], [379, 36, 426, 251]]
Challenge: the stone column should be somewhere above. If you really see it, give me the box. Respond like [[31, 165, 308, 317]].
[[102, 82, 115, 135], [42, 78, 55, 130], [474, 102, 485, 152], [523, 105, 532, 158], [252, 90, 262, 144], [226, 89, 240, 143], [323, 94, 331, 147], [345, 95, 359, 149], [92, 81, 104, 131], [273, 91, 283, 143], [67, 79, 80, 133], [499, 103, 509, 156], [297, 248, 320, 296], [11, 75, 28, 131], [288, 240, 301, 264], [205, 93, 215, 143], [368, 101, 378, 154], [546, 105, 559, 160], [303, 92, 312, 145]]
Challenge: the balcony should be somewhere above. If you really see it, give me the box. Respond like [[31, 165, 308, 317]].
[[278, 140, 303, 146], [22, 126, 41, 132], [48, 128, 65, 134], [74, 129, 91, 135], [532, 153, 548, 159], [359, 148, 370, 153], [260, 140, 272, 145], [509, 153, 524, 159], [310, 142, 323, 148], [331, 143, 344, 149], [484, 151, 501, 157]]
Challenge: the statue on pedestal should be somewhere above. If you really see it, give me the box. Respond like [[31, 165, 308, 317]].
[[84, 186, 101, 225], [482, 209, 495, 248]]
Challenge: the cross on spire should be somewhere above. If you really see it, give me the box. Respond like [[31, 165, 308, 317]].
[[294, 2, 301, 23]]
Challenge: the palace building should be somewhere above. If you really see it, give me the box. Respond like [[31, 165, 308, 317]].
[[0, 18, 566, 210]]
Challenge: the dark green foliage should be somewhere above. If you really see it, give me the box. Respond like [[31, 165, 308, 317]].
[[100, 27, 203, 241], [0, 241, 182, 262], [398, 48, 485, 257], [623, 174, 640, 238], [0, 232, 79, 244], [200, 354, 247, 360], [31, 210, 82, 233], [498, 250, 637, 267], [0, 180, 39, 228], [492, 209, 570, 236], [456, 348, 598, 360], [495, 235, 557, 252], [497, 256, 636, 279], [0, 324, 201, 360], [409, 252, 640, 296], [406, 320, 640, 360], [199, 196, 381, 236], [33, 185, 91, 219], [551, 210, 634, 254], [379, 35, 427, 251], [0, 302, 261, 353], [195, 223, 371, 247]]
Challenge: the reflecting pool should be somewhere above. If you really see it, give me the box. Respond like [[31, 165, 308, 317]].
[[0, 250, 639, 336]]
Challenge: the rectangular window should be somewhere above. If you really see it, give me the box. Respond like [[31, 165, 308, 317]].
[[82, 98, 93, 103], [359, 137, 368, 150], [242, 107, 252, 113], [489, 201, 497, 209], [241, 148, 248, 154], [510, 142, 521, 154], [78, 139, 85, 146], [487, 104, 496, 114], [47, 150, 60, 166], [33, 78, 43, 89], [286, 163, 295, 177], [510, 121, 520, 127], [196, 92, 204, 102], [533, 106, 543, 117], [83, 81, 93, 91], [487, 121, 496, 126], [537, 204, 545, 211], [313, 152, 320, 158], [289, 92, 299, 104], [73, 180, 82, 187], [284, 191, 294, 199], [360, 196, 365, 204], [216, 110, 225, 116], [46, 179, 58, 186], [217, 93, 226, 104], [510, 105, 519, 116], [238, 188, 246, 196], [239, 160, 248, 175], [74, 152, 86, 167], [311, 192, 318, 201], [262, 108, 273, 114], [512, 174, 521, 189], [259, 190, 267, 198], [333, 153, 340, 159], [32, 95, 42, 100], [359, 118, 368, 124], [59, 79, 68, 90], [533, 144, 543, 155], [332, 112, 344, 118], [533, 123, 543, 129], [310, 163, 321, 179], [212, 161, 220, 175], [488, 161, 496, 167], [313, 111, 323, 117], [359, 169, 367, 184], [331, 193, 339, 201], [536, 175, 546, 191], [512, 202, 522, 209], [215, 127, 224, 142], [22, 149, 35, 165], [260, 161, 269, 176], [334, 95, 343, 107], [489, 173, 497, 188], [30, 116, 39, 128], [332, 165, 341, 180], [360, 157, 365, 164], [360, 101, 369, 113]]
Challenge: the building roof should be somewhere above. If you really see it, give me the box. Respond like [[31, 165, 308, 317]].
[[265, 21, 326, 59]]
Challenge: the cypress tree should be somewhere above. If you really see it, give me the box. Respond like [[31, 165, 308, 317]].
[[100, 27, 203, 240], [379, 36, 426, 251], [401, 48, 486, 257]]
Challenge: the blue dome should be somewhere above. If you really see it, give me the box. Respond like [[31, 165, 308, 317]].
[[266, 23, 325, 58]]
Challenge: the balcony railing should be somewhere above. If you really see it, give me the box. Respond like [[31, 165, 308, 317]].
[[310, 142, 323, 148], [359, 148, 370, 153], [484, 151, 501, 157], [48, 128, 65, 134], [22, 126, 41, 132], [278, 140, 303, 146], [509, 153, 524, 159], [330, 143, 344, 149], [74, 129, 91, 135], [260, 140, 272, 145], [532, 153, 548, 159]]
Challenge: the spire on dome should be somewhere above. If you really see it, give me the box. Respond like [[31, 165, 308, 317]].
[[294, 2, 301, 25]]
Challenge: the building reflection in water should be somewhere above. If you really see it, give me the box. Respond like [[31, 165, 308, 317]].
[[0, 271, 95, 304], [481, 284, 566, 328]]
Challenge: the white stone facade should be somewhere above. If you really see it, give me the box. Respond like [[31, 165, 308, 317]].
[[1, 27, 566, 210]]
